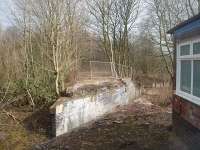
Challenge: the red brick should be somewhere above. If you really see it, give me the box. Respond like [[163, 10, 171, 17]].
[[174, 95, 200, 130]]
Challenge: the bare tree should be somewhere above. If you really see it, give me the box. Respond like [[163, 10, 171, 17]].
[[184, 0, 200, 17], [145, 0, 198, 86], [87, 0, 140, 76], [11, 0, 85, 97]]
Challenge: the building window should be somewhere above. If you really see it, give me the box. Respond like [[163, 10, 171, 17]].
[[193, 60, 200, 98], [177, 40, 200, 104], [180, 44, 190, 56], [180, 60, 191, 94], [193, 42, 200, 54]]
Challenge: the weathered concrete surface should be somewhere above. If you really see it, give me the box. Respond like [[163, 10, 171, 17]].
[[52, 79, 141, 136]]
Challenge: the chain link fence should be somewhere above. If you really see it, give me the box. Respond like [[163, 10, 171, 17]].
[[77, 61, 133, 81]]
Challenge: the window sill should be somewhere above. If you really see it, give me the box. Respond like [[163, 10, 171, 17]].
[[176, 90, 200, 106], [177, 54, 200, 60]]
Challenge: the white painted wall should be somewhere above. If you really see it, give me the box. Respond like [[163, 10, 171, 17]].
[[55, 79, 140, 136]]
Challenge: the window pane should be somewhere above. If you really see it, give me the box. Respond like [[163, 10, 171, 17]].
[[181, 60, 191, 94], [193, 60, 200, 98], [193, 42, 200, 54], [180, 45, 190, 56]]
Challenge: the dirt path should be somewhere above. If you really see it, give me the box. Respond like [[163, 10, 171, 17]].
[[34, 97, 174, 150]]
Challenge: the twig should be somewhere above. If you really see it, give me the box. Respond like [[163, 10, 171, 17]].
[[0, 97, 18, 110], [27, 89, 35, 109], [0, 123, 16, 127], [2, 110, 21, 124]]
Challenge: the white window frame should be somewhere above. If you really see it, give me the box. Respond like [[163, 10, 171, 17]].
[[176, 38, 200, 105]]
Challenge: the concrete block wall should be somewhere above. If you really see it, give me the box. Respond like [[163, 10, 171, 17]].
[[51, 79, 141, 137]]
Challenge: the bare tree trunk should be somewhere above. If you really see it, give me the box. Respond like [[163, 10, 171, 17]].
[[198, 0, 200, 13], [188, 0, 196, 16]]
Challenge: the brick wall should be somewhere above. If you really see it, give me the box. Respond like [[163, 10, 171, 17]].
[[173, 112, 200, 150], [173, 94, 200, 130]]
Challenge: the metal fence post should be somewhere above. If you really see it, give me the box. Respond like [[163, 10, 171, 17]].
[[90, 61, 92, 80], [131, 67, 133, 79]]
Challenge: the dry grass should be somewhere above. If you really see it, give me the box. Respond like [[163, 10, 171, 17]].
[[144, 87, 172, 108], [0, 109, 48, 150]]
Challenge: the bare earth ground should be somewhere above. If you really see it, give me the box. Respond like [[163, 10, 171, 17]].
[[35, 105, 172, 150], [34, 88, 175, 150], [1, 87, 179, 150]]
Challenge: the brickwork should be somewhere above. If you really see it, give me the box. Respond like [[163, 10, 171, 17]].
[[173, 94, 200, 130], [173, 112, 200, 150]]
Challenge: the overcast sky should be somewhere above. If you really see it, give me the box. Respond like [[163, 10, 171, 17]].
[[0, 0, 13, 28], [0, 0, 147, 30]]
